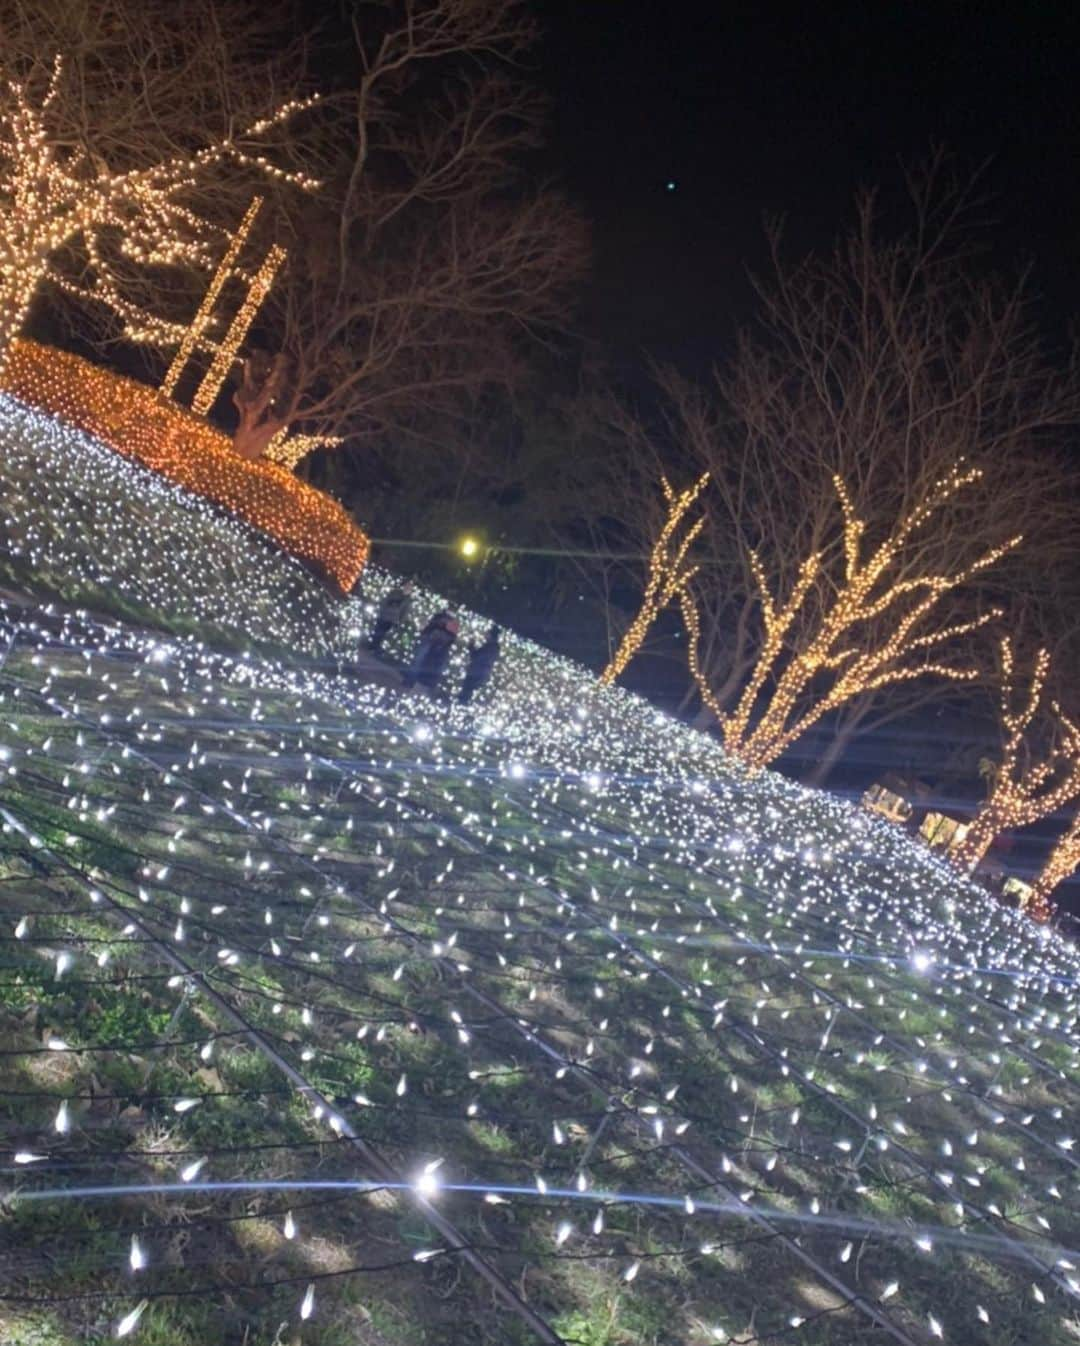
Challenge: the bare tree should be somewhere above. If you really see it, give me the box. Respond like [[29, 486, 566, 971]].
[[613, 161, 1080, 773], [682, 460, 1021, 769], [0, 0, 319, 368], [224, 0, 587, 466]]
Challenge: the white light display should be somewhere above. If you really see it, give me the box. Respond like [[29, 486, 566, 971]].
[[0, 404, 1078, 1345]]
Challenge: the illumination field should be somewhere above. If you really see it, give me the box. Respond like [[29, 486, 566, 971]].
[[1, 402, 1079, 1346]]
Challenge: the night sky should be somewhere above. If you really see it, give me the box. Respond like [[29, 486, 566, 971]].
[[541, 1, 1080, 369]]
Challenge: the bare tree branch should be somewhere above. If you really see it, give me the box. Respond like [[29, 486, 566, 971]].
[[599, 472, 707, 685]]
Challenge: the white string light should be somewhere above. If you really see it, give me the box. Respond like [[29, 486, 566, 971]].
[[0, 407, 1077, 1344]]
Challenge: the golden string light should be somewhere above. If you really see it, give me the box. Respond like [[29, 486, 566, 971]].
[[161, 197, 264, 398], [678, 583, 724, 725], [951, 639, 1080, 873], [0, 339, 368, 592], [681, 461, 1018, 771], [0, 57, 319, 370], [265, 429, 344, 471], [599, 472, 708, 685]]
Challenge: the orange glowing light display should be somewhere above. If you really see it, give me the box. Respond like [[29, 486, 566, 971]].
[[0, 340, 368, 593]]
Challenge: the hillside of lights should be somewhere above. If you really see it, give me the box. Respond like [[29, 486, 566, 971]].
[[0, 413, 1079, 1346]]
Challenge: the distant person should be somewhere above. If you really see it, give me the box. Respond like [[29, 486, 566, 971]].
[[368, 581, 414, 655], [403, 607, 459, 693], [458, 625, 500, 704]]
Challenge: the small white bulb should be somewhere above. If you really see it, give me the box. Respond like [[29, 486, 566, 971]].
[[180, 1157, 205, 1183], [115, 1301, 148, 1337]]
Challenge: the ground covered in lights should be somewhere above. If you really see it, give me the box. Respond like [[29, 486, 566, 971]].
[[1, 404, 1080, 1346]]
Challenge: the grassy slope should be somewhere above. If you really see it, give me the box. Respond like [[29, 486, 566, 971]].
[[1, 400, 1079, 1346]]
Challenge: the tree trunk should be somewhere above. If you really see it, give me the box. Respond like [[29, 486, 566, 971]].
[[691, 704, 717, 731], [232, 413, 286, 461], [0, 258, 47, 376], [949, 804, 1001, 873], [1026, 881, 1055, 924], [1028, 811, 1080, 921], [230, 351, 287, 459]]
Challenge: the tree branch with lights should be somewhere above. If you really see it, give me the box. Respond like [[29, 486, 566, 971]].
[[1029, 808, 1080, 922], [950, 639, 1080, 877], [599, 472, 708, 685], [680, 463, 1015, 769]]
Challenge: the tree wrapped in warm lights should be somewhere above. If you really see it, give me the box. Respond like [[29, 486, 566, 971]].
[[0, 0, 319, 369], [950, 640, 1080, 875], [611, 158, 1080, 776], [1029, 809, 1080, 923], [680, 463, 1015, 769], [599, 473, 707, 685]]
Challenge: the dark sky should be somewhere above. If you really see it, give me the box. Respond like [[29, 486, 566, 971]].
[[541, 1, 1080, 369]]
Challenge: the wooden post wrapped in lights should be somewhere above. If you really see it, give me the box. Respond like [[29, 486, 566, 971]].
[[161, 200, 323, 465], [680, 461, 1018, 770], [950, 639, 1080, 875], [0, 339, 368, 592], [191, 243, 286, 416], [599, 472, 708, 685]]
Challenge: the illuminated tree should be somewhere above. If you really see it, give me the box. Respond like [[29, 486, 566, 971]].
[[612, 159, 1080, 775], [228, 0, 586, 465], [1029, 809, 1080, 922], [950, 640, 1080, 873], [679, 462, 1015, 769], [599, 473, 708, 685], [0, 0, 318, 371]]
